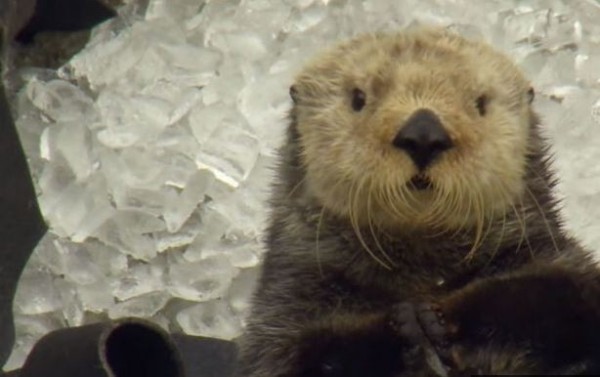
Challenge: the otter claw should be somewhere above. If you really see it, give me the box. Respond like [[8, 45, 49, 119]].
[[416, 302, 448, 346], [389, 302, 427, 344]]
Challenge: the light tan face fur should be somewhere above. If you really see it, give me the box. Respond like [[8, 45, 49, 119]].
[[292, 28, 534, 234]]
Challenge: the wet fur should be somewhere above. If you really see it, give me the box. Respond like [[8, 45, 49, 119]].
[[236, 28, 600, 376]]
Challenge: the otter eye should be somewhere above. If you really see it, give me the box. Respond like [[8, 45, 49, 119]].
[[527, 87, 535, 104], [351, 88, 366, 112], [475, 95, 488, 116]]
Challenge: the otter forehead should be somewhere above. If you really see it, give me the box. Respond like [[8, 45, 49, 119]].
[[295, 29, 528, 105]]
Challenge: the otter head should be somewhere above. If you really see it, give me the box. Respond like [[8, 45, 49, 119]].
[[290, 28, 536, 237]]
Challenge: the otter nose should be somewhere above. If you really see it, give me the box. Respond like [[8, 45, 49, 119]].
[[392, 108, 453, 171]]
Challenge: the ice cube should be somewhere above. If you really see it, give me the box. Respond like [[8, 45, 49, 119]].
[[194, 113, 259, 188], [67, 23, 150, 88], [228, 268, 259, 316], [14, 265, 62, 315], [183, 207, 231, 262], [78, 281, 116, 312], [108, 292, 171, 319], [95, 210, 163, 260], [26, 79, 95, 122], [176, 301, 242, 340], [163, 169, 215, 233], [112, 259, 166, 300], [238, 72, 291, 150], [55, 122, 96, 181], [55, 280, 84, 327], [168, 255, 238, 302], [500, 8, 551, 44], [53, 239, 104, 285], [155, 211, 202, 252], [38, 174, 115, 241]]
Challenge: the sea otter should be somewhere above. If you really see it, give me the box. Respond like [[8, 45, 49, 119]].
[[236, 27, 600, 376]]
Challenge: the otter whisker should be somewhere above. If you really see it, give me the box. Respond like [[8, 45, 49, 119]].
[[510, 201, 527, 255], [516, 193, 535, 259], [287, 175, 307, 199], [525, 186, 560, 255], [480, 186, 497, 250], [457, 184, 475, 237], [315, 206, 326, 278], [466, 187, 486, 260], [485, 203, 508, 267], [381, 181, 403, 222], [367, 182, 397, 268], [527, 165, 556, 195], [382, 179, 412, 226], [424, 186, 454, 238], [349, 178, 392, 270]]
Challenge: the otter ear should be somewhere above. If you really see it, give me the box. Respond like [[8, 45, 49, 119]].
[[289, 85, 299, 104], [527, 87, 535, 104]]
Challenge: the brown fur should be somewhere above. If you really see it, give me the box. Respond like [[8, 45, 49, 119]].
[[236, 27, 600, 377]]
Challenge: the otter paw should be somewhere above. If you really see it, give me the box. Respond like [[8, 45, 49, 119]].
[[389, 302, 453, 361], [389, 302, 426, 345], [415, 303, 447, 345]]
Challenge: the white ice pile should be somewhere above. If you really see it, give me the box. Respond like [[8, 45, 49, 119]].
[[7, 0, 600, 371]]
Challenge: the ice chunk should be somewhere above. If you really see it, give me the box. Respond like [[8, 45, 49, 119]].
[[200, 63, 245, 106], [188, 102, 229, 145], [26, 79, 95, 122], [228, 268, 259, 316], [209, 185, 269, 240], [592, 98, 600, 125], [499, 8, 551, 44], [176, 301, 242, 340], [95, 90, 173, 148], [284, 2, 328, 33], [85, 241, 129, 276], [112, 186, 169, 215], [166, 87, 204, 126], [55, 122, 96, 181], [55, 280, 84, 327], [30, 233, 63, 276], [576, 49, 600, 86], [67, 18, 185, 88], [14, 265, 62, 315], [238, 72, 291, 151], [78, 281, 116, 312], [112, 259, 166, 300], [159, 44, 222, 73], [96, 210, 163, 261], [108, 292, 171, 319], [194, 111, 260, 188], [155, 211, 203, 252], [53, 239, 104, 285], [67, 26, 149, 88], [185, 208, 262, 268], [145, 0, 205, 22], [163, 169, 215, 232], [183, 208, 230, 262], [38, 174, 115, 242], [168, 255, 238, 302]]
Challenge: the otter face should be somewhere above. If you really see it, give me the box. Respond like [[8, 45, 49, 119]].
[[291, 28, 535, 234]]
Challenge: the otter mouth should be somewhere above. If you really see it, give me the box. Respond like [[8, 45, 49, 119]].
[[408, 175, 432, 191]]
